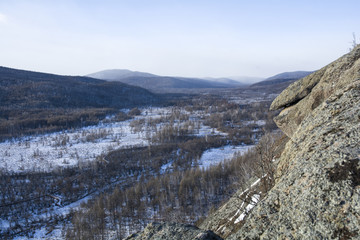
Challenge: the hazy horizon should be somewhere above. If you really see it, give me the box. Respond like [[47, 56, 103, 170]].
[[0, 0, 359, 81]]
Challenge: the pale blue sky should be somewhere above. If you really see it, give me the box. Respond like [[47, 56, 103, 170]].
[[0, 0, 359, 79]]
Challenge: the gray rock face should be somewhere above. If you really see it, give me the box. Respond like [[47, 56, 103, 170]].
[[228, 63, 360, 238], [125, 222, 223, 240], [198, 182, 261, 238], [270, 45, 360, 137]]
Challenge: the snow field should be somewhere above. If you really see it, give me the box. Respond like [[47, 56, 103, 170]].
[[0, 107, 229, 173], [197, 145, 254, 169], [0, 107, 169, 173]]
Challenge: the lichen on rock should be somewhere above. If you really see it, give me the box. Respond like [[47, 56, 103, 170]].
[[228, 45, 360, 239], [229, 80, 360, 239]]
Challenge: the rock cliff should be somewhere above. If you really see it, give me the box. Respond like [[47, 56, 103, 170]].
[[270, 45, 360, 137], [228, 46, 360, 239], [123, 46, 360, 239]]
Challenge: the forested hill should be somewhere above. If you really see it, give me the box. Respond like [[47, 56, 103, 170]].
[[0, 66, 159, 109], [0, 66, 160, 140]]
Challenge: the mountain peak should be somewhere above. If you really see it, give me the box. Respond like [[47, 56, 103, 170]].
[[87, 69, 158, 80]]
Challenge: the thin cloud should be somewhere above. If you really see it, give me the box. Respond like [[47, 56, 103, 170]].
[[0, 13, 7, 24]]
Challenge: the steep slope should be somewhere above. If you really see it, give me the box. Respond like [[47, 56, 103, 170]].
[[0, 66, 158, 109], [228, 46, 360, 239], [128, 46, 360, 239], [0, 66, 160, 140], [198, 179, 262, 238]]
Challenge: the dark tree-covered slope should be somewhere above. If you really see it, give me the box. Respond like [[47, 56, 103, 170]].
[[0, 66, 161, 140], [0, 66, 159, 109]]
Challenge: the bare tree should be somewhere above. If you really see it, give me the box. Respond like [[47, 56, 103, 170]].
[[350, 32, 358, 51]]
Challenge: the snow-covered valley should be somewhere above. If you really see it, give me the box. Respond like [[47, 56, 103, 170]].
[[0, 102, 271, 240], [0, 107, 230, 173]]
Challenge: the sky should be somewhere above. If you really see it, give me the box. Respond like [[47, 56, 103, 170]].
[[0, 0, 359, 80]]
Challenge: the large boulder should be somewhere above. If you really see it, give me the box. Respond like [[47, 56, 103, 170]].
[[270, 45, 360, 137]]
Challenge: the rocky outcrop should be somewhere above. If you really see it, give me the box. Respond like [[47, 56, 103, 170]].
[[270, 46, 360, 137], [197, 132, 289, 238], [229, 80, 360, 239], [125, 222, 223, 240], [198, 181, 262, 238], [228, 46, 360, 239], [124, 46, 360, 239]]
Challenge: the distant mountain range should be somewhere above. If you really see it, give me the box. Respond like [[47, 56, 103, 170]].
[[204, 76, 264, 85], [0, 66, 312, 109], [87, 69, 251, 93], [87, 69, 312, 94], [87, 69, 158, 80]]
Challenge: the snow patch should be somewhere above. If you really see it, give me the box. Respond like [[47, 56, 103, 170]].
[[234, 194, 260, 224], [243, 120, 266, 126], [198, 145, 254, 169]]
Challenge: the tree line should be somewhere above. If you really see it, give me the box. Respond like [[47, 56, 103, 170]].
[[64, 132, 287, 239]]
